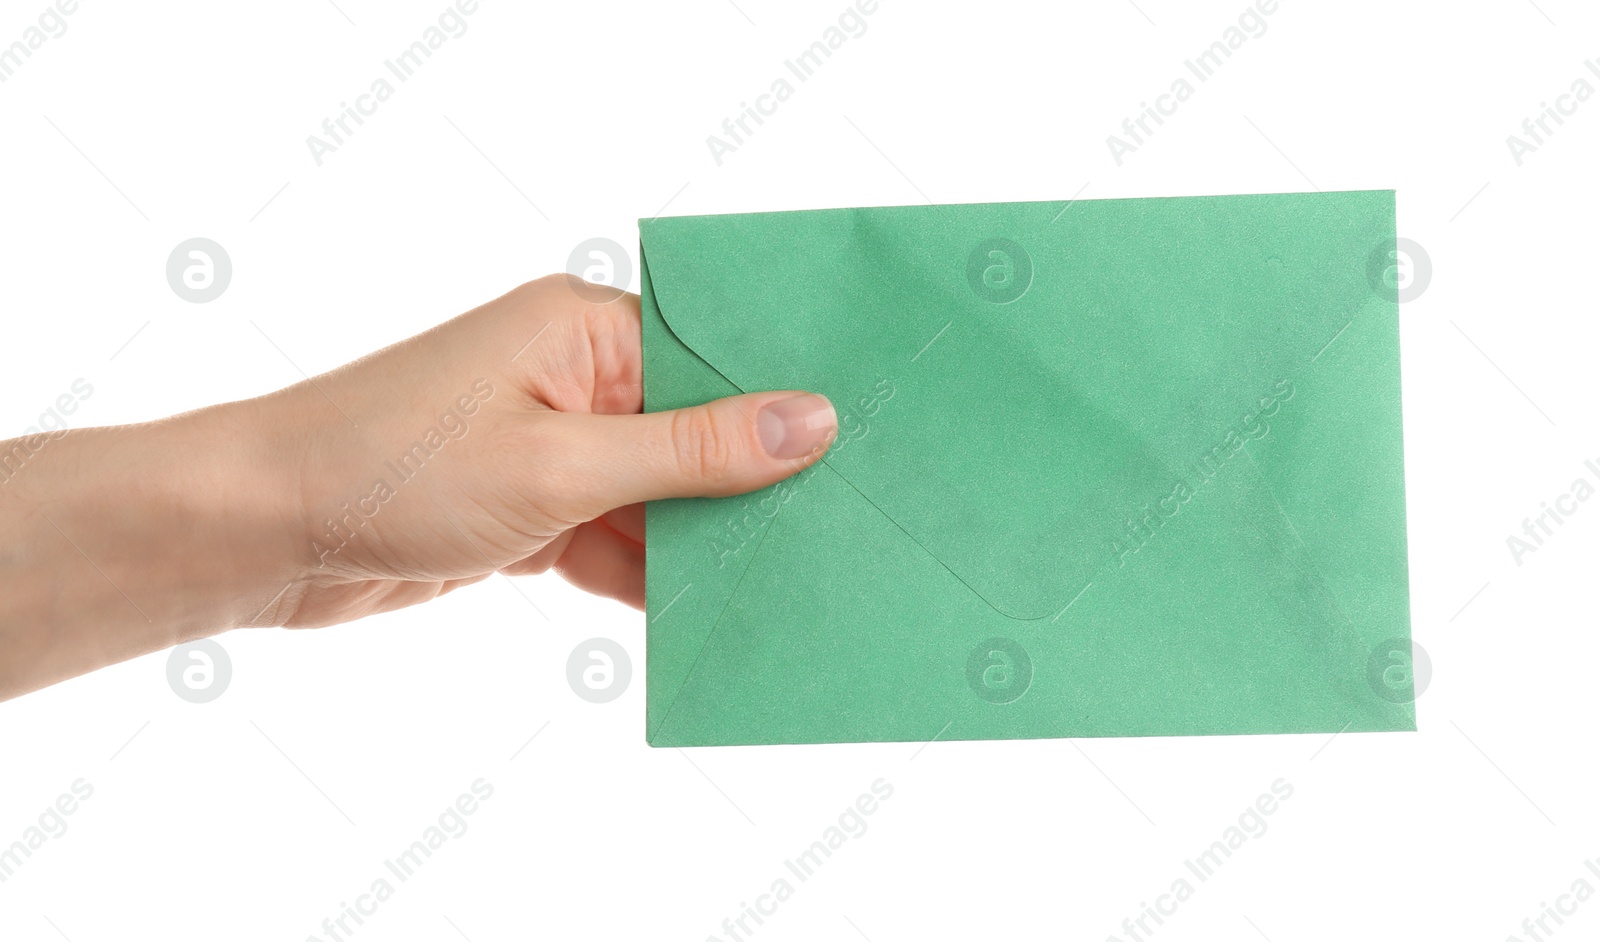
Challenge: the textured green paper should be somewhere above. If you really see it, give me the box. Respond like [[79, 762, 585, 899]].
[[641, 191, 1413, 747]]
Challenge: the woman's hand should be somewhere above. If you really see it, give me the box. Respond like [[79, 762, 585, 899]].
[[0, 275, 837, 698]]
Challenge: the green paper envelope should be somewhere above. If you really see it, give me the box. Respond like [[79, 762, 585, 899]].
[[640, 190, 1414, 747]]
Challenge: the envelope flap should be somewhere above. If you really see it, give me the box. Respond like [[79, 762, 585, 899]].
[[640, 193, 1394, 619]]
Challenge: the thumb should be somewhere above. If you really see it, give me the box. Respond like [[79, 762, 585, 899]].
[[554, 391, 838, 513]]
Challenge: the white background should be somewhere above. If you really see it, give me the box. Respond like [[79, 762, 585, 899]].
[[1, 0, 1596, 939]]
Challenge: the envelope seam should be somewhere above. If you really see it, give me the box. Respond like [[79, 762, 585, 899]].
[[640, 238, 753, 398], [818, 457, 1056, 621], [1235, 417, 1414, 727], [647, 498, 784, 744]]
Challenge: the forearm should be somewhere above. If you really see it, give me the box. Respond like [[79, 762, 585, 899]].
[[0, 402, 303, 700]]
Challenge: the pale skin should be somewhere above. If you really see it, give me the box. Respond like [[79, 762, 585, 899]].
[[0, 275, 838, 701]]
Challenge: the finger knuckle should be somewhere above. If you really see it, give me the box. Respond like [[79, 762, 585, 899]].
[[670, 408, 742, 486]]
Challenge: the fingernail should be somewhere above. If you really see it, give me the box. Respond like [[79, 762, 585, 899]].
[[757, 394, 837, 460]]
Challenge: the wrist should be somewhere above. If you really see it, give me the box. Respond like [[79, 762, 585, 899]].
[[16, 401, 306, 634], [0, 401, 306, 697], [162, 397, 315, 628]]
